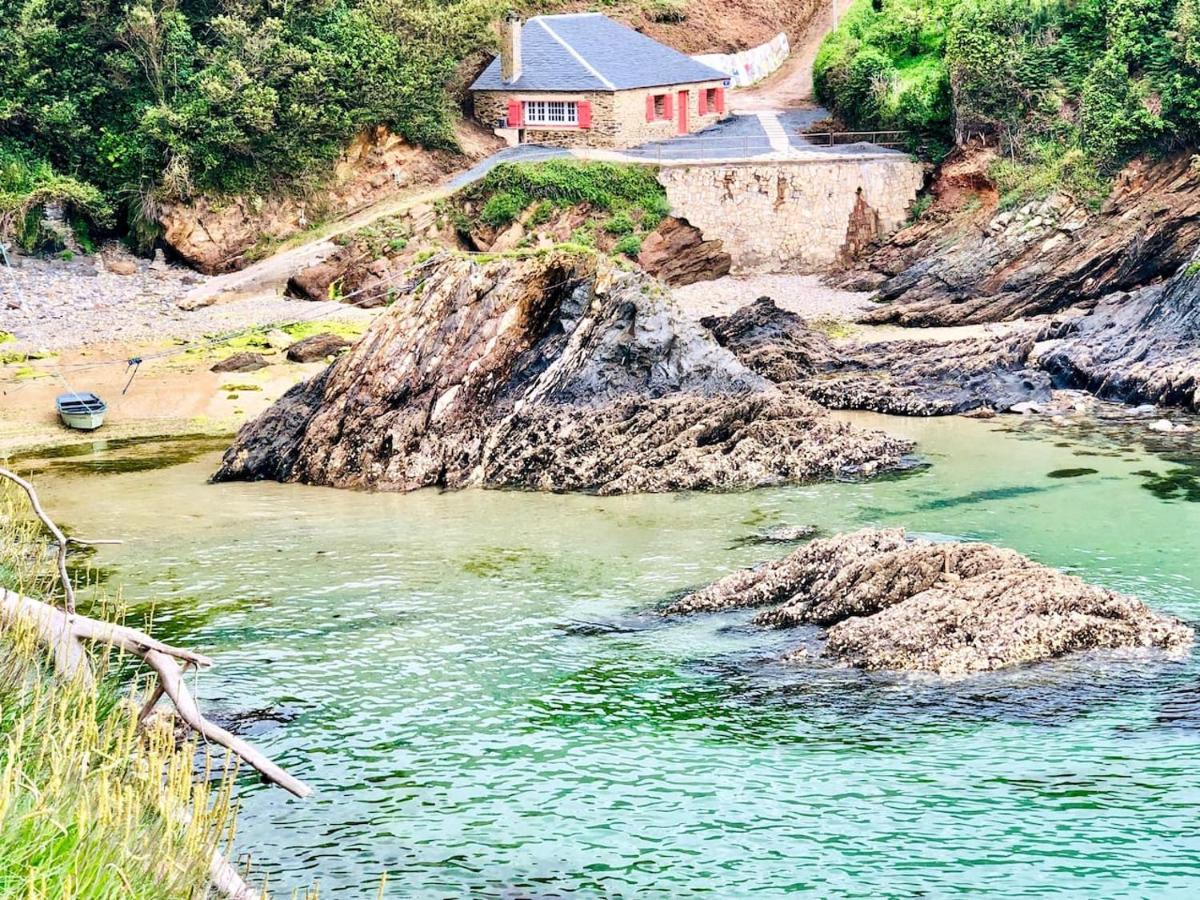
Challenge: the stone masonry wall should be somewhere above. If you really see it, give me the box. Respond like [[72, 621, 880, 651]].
[[657, 157, 925, 274], [474, 83, 727, 149]]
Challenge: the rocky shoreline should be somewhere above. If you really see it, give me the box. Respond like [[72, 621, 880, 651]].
[[844, 147, 1200, 411], [666, 528, 1194, 676]]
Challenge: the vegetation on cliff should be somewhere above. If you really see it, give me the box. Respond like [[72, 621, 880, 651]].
[[0, 0, 531, 249], [815, 0, 1200, 185], [0, 0, 803, 253], [456, 160, 670, 254]]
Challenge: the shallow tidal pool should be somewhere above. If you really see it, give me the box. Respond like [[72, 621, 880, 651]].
[[24, 412, 1200, 897]]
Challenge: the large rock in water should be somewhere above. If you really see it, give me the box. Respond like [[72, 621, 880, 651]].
[[664, 528, 1192, 676], [213, 253, 911, 493], [702, 297, 1051, 415]]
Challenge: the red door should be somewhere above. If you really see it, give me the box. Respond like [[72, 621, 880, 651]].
[[677, 90, 688, 135]]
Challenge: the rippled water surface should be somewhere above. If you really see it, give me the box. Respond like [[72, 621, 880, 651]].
[[28, 414, 1200, 897]]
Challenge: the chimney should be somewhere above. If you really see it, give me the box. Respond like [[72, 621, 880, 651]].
[[500, 13, 522, 83]]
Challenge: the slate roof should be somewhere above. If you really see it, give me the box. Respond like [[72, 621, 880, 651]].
[[470, 13, 727, 92]]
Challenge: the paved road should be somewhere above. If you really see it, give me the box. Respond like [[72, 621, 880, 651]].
[[613, 110, 903, 162], [447, 144, 572, 189]]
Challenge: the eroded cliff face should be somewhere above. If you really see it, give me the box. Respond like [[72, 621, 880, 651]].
[[858, 150, 1200, 327], [214, 252, 911, 493], [159, 127, 493, 274], [1038, 249, 1200, 409]]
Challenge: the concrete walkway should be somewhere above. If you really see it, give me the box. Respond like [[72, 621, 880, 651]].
[[756, 112, 792, 153]]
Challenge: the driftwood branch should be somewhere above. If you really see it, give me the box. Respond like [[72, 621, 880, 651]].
[[0, 468, 313, 898], [0, 466, 79, 613]]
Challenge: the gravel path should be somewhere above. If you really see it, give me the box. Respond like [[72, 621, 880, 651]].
[[731, 0, 857, 111], [672, 273, 875, 323], [1, 247, 372, 352]]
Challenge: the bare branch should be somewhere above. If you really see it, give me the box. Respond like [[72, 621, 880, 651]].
[[145, 648, 312, 798], [0, 466, 77, 613], [0, 587, 310, 798], [0, 467, 313, 900]]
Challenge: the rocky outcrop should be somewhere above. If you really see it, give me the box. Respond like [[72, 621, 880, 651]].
[[211, 352, 268, 373], [1037, 253, 1200, 410], [159, 127, 485, 275], [637, 216, 731, 286], [858, 150, 1200, 327], [702, 297, 1051, 415], [214, 252, 912, 493], [665, 528, 1193, 676], [285, 333, 351, 363]]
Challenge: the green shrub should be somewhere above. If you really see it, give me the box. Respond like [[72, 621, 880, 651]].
[[480, 191, 527, 228], [603, 211, 636, 235], [613, 234, 643, 258], [528, 200, 555, 226], [0, 0, 511, 241], [818, 0, 1200, 197], [989, 140, 1109, 210], [0, 144, 113, 249], [814, 0, 954, 137], [464, 160, 669, 232]]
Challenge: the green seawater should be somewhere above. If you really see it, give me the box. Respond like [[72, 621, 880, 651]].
[[28, 413, 1200, 897]]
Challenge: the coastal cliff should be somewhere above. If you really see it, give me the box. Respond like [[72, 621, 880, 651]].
[[857, 151, 1200, 328]]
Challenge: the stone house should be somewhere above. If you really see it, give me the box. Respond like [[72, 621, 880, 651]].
[[471, 13, 730, 148]]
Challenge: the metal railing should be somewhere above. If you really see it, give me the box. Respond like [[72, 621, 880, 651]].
[[806, 130, 911, 148]]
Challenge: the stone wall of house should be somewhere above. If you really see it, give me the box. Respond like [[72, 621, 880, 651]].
[[657, 157, 925, 273], [474, 82, 727, 149]]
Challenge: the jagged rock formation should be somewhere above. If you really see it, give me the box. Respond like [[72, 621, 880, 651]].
[[664, 528, 1193, 676], [214, 253, 912, 493], [702, 297, 1051, 414], [637, 216, 731, 286], [1038, 258, 1200, 410], [858, 150, 1200, 327]]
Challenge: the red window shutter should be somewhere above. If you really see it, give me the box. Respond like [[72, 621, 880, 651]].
[[714, 87, 725, 114], [507, 99, 522, 127], [645, 95, 655, 122], [663, 93, 673, 119], [577, 101, 592, 128], [698, 90, 708, 116]]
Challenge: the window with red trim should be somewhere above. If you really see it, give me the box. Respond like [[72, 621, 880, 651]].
[[523, 100, 578, 126]]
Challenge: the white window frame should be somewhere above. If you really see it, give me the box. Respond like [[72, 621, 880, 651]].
[[523, 99, 579, 127]]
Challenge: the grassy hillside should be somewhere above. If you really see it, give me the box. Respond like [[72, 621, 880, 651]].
[[815, 0, 1200, 179]]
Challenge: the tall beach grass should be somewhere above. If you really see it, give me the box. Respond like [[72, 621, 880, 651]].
[[0, 483, 237, 898]]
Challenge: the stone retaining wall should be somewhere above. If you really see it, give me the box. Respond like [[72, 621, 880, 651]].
[[657, 157, 925, 273]]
